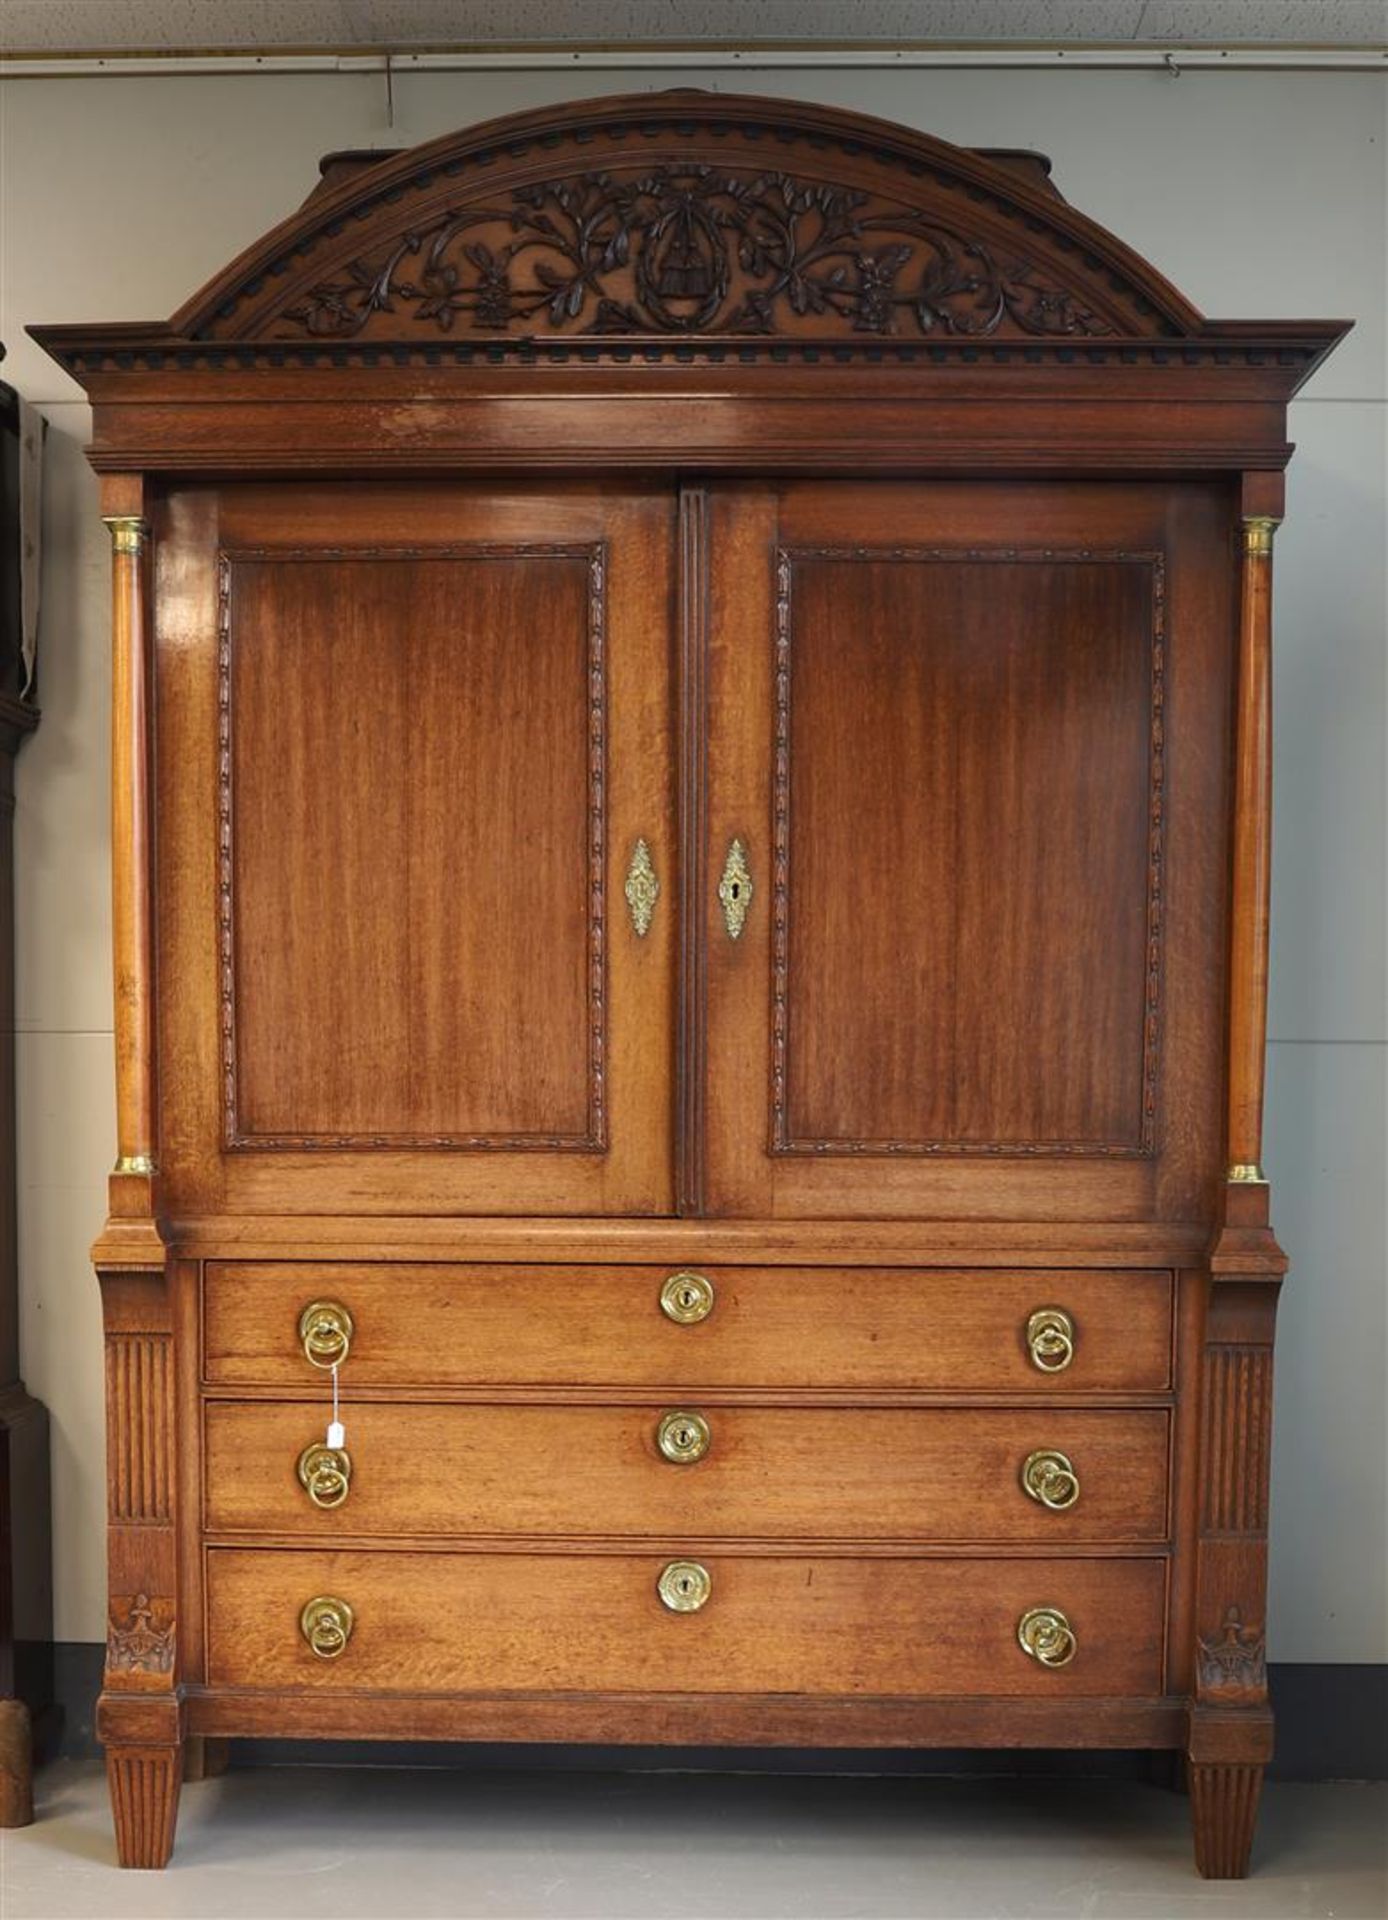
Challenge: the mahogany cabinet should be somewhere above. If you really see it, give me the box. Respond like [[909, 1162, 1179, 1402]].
[[33, 91, 1348, 1875]]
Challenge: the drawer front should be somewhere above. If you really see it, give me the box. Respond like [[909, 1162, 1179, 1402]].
[[204, 1403, 1170, 1543], [206, 1549, 1166, 1697], [204, 1263, 1173, 1391]]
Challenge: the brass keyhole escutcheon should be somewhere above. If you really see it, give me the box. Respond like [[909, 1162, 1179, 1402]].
[[298, 1299, 354, 1369], [1017, 1605, 1077, 1668], [718, 839, 752, 940], [660, 1271, 714, 1324], [1020, 1448, 1080, 1511], [1026, 1308, 1075, 1374], [297, 1441, 353, 1510], [299, 1594, 355, 1660], [624, 837, 660, 937], [657, 1560, 712, 1613], [656, 1410, 711, 1465]]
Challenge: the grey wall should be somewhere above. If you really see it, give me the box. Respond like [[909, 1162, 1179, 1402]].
[[1, 61, 1383, 1659]]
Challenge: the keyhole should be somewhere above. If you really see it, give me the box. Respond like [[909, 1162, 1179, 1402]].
[[679, 1287, 696, 1310], [729, 882, 741, 900]]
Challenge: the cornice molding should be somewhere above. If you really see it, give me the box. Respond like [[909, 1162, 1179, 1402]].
[[27, 93, 1352, 434]]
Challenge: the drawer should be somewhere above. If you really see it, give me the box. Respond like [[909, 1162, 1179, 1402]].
[[205, 1549, 1166, 1697], [204, 1263, 1173, 1391], [204, 1403, 1170, 1543]]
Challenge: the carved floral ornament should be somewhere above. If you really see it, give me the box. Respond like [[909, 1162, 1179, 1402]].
[[279, 165, 1115, 343], [107, 1592, 176, 1676], [1197, 1606, 1267, 1701]]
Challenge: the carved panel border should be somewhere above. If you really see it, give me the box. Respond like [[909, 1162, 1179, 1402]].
[[217, 543, 608, 1152], [770, 545, 1167, 1158]]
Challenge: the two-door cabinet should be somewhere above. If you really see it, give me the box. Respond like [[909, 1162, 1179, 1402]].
[[33, 90, 1348, 1876]]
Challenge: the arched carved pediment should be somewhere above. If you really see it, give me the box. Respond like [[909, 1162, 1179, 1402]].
[[174, 93, 1203, 346]]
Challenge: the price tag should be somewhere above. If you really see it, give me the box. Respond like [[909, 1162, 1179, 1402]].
[[326, 1361, 346, 1451]]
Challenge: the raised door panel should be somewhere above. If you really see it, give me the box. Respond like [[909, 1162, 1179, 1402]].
[[228, 546, 601, 1148], [705, 481, 1233, 1219], [156, 483, 676, 1215], [779, 549, 1155, 1154]]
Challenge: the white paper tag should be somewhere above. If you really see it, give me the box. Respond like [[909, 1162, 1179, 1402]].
[[325, 1360, 345, 1451]]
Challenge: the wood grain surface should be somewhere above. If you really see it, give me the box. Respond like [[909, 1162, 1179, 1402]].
[[205, 1549, 1167, 1698], [202, 1263, 1174, 1391], [202, 1402, 1170, 1543]]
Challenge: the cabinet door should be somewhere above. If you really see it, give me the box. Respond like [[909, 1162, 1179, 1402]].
[[703, 481, 1234, 1220], [156, 482, 676, 1216]]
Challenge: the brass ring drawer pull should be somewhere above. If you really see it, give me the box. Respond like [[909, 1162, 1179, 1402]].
[[1017, 1605, 1077, 1668], [298, 1299, 354, 1369], [1026, 1307, 1075, 1373], [656, 1410, 711, 1465], [660, 1271, 714, 1324], [297, 1442, 353, 1510], [299, 1594, 354, 1660], [1020, 1448, 1080, 1511], [657, 1560, 712, 1613]]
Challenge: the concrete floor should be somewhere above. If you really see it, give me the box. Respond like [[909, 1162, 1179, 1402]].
[[0, 1763, 1384, 1920]]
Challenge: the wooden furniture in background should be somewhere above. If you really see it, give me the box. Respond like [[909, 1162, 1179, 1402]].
[[32, 92, 1347, 1876], [0, 371, 48, 1829]]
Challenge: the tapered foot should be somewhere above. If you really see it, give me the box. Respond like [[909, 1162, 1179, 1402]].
[[0, 1698, 34, 1827], [1189, 1761, 1263, 1878], [108, 1742, 183, 1868]]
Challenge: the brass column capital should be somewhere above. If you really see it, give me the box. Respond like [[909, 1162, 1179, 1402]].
[[1241, 516, 1280, 557], [102, 516, 150, 555]]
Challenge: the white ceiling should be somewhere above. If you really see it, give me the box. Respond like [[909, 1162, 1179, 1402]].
[[2, 0, 1384, 55]]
